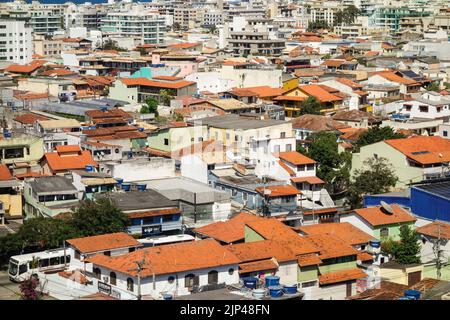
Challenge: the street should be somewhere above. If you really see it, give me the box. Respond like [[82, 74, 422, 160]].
[[0, 269, 20, 300]]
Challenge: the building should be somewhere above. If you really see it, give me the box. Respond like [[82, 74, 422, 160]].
[[340, 204, 417, 241], [101, 8, 166, 45], [352, 136, 450, 188], [23, 176, 81, 218], [41, 145, 98, 175], [0, 19, 33, 64], [87, 239, 240, 299], [0, 133, 44, 172]]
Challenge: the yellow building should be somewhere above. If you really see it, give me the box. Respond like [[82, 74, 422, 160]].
[[0, 194, 23, 218]]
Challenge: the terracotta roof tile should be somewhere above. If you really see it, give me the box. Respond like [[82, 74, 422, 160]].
[[194, 212, 263, 243], [239, 259, 278, 273], [120, 77, 196, 89], [13, 113, 49, 125], [44, 148, 98, 172], [300, 84, 343, 103], [352, 204, 416, 227], [278, 160, 295, 176], [0, 164, 13, 181], [298, 222, 372, 246], [416, 221, 450, 239], [87, 239, 239, 277], [297, 253, 322, 267], [228, 240, 297, 263], [255, 185, 300, 197], [290, 176, 324, 184], [128, 208, 181, 219], [277, 151, 316, 165], [385, 136, 450, 165], [319, 268, 367, 285], [66, 232, 141, 254], [291, 114, 349, 131], [374, 71, 418, 85]]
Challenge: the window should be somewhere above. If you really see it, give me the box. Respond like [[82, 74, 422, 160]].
[[280, 132, 286, 139], [127, 278, 134, 292], [164, 138, 169, 146], [104, 251, 111, 256], [444, 131, 448, 137], [274, 145, 280, 153], [110, 272, 116, 285], [243, 192, 248, 201], [302, 281, 317, 288], [419, 105, 428, 113], [380, 227, 389, 239], [38, 258, 49, 268], [93, 268, 101, 279], [185, 273, 199, 289], [50, 257, 60, 266], [3, 147, 24, 159], [19, 264, 28, 275], [228, 268, 234, 275], [286, 144, 292, 152], [168, 276, 175, 284], [208, 270, 218, 285]]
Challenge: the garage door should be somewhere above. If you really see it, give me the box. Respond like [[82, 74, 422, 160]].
[[408, 271, 421, 286]]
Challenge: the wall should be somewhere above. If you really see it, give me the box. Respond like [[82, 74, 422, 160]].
[[0, 194, 22, 218], [181, 155, 208, 184], [411, 187, 450, 223], [244, 225, 265, 243], [109, 80, 138, 104], [101, 158, 176, 182], [0, 136, 44, 165]]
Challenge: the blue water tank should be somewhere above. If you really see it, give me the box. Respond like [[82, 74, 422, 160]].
[[85, 165, 94, 172], [242, 277, 257, 289], [137, 184, 147, 191], [404, 290, 421, 300], [369, 239, 381, 248], [100, 107, 108, 112], [116, 178, 124, 184], [265, 276, 280, 287], [282, 284, 298, 295], [162, 293, 173, 300], [122, 183, 131, 191], [268, 286, 284, 298], [3, 132, 11, 139], [138, 127, 145, 132]]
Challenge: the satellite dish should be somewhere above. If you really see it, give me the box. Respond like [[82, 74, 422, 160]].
[[380, 201, 393, 215]]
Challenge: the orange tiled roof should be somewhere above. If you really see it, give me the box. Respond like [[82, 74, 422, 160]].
[[290, 176, 324, 184], [321, 59, 346, 67], [357, 252, 374, 262], [13, 113, 49, 125], [385, 136, 450, 165], [120, 77, 196, 89], [0, 164, 13, 181], [273, 95, 306, 102], [66, 232, 141, 254], [228, 240, 297, 263], [6, 60, 46, 74], [127, 208, 181, 219], [339, 128, 366, 142], [335, 78, 363, 89], [85, 108, 132, 120], [55, 145, 82, 153], [352, 204, 416, 227], [300, 84, 343, 103], [194, 212, 263, 243], [298, 222, 373, 246], [306, 234, 359, 260], [168, 42, 200, 49], [239, 259, 278, 274], [230, 86, 284, 98], [255, 185, 300, 197], [277, 151, 316, 165], [319, 268, 367, 285], [297, 253, 322, 267], [44, 149, 98, 172], [40, 69, 77, 77], [278, 160, 295, 176], [415, 221, 450, 239], [374, 71, 418, 85], [152, 75, 183, 81], [87, 239, 240, 277]]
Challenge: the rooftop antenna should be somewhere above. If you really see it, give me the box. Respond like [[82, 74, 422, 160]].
[[380, 201, 393, 215]]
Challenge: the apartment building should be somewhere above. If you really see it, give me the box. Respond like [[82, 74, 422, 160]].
[[0, 19, 33, 64], [101, 8, 166, 45], [174, 8, 202, 30], [33, 34, 63, 57]]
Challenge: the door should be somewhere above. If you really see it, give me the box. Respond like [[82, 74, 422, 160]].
[[346, 281, 352, 297], [408, 271, 421, 286]]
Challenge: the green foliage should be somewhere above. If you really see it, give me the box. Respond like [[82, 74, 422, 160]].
[[354, 126, 406, 152], [159, 89, 175, 106], [393, 225, 421, 264], [322, 53, 332, 60], [102, 39, 127, 52], [333, 5, 361, 26], [307, 20, 330, 32], [299, 96, 322, 115], [141, 97, 159, 116], [381, 237, 398, 255], [346, 157, 398, 209], [426, 81, 440, 92], [71, 199, 130, 237], [0, 199, 129, 263], [300, 132, 351, 194]]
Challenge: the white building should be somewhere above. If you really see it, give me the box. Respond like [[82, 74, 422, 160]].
[[0, 19, 33, 64], [398, 91, 450, 119], [185, 72, 236, 94], [100, 7, 166, 45]]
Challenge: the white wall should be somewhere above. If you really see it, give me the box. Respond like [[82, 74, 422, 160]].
[[100, 158, 176, 182], [340, 213, 375, 237], [181, 154, 208, 184]]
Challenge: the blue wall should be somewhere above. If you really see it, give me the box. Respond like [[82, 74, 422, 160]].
[[410, 187, 450, 222], [363, 195, 411, 208]]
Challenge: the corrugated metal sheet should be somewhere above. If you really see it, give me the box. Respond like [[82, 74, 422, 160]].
[[410, 187, 450, 222]]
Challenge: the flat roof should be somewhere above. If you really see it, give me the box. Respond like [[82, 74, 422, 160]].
[[95, 189, 177, 211], [413, 181, 450, 200], [29, 176, 77, 195], [195, 114, 286, 130]]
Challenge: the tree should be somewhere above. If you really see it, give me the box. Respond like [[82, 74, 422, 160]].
[[71, 199, 129, 237], [393, 225, 421, 264], [299, 96, 322, 115], [426, 81, 440, 92], [346, 157, 398, 208], [159, 89, 174, 106], [172, 22, 181, 31], [301, 132, 351, 194], [307, 20, 330, 32], [334, 5, 361, 26], [141, 97, 159, 116], [102, 39, 127, 52], [355, 126, 406, 152], [322, 53, 332, 60]]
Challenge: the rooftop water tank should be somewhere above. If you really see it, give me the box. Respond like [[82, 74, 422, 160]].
[[242, 277, 258, 289], [85, 165, 94, 172], [252, 289, 265, 299], [404, 290, 421, 300], [162, 293, 173, 300], [282, 284, 298, 295], [115, 178, 124, 185], [268, 286, 284, 298], [138, 127, 145, 132], [121, 183, 131, 191], [265, 276, 280, 287], [100, 107, 108, 112], [137, 184, 147, 191]]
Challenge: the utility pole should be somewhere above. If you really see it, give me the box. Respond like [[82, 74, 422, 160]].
[[434, 222, 443, 279], [193, 192, 197, 224]]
